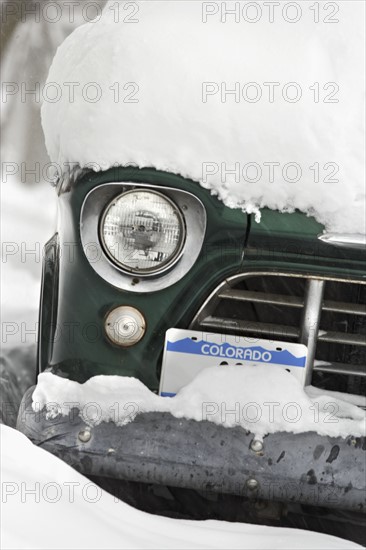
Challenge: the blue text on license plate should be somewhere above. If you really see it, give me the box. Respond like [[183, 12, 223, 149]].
[[159, 328, 307, 397]]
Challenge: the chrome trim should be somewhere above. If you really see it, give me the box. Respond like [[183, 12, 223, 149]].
[[226, 272, 366, 286], [80, 182, 206, 293], [190, 271, 366, 384], [198, 317, 366, 347], [217, 288, 366, 315], [313, 362, 366, 378], [199, 316, 299, 340], [190, 272, 366, 329], [299, 279, 325, 385], [218, 289, 304, 308], [318, 232, 366, 250]]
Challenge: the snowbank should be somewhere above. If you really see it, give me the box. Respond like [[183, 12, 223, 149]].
[[1, 424, 362, 550], [0, 176, 56, 424], [42, 0, 365, 233], [0, 177, 56, 347], [33, 367, 366, 439]]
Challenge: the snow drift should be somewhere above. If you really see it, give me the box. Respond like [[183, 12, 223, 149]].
[[41, 0, 365, 233], [1, 424, 362, 549], [33, 367, 366, 439]]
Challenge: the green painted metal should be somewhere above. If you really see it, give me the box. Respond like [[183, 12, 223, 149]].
[[39, 167, 366, 391], [246, 209, 366, 278], [41, 168, 247, 390]]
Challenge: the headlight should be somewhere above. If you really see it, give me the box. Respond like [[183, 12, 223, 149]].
[[100, 189, 186, 275]]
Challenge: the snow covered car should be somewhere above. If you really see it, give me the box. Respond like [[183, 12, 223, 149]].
[[18, 165, 366, 518], [15, 0, 366, 539]]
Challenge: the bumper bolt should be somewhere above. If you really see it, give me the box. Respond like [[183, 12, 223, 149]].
[[78, 429, 91, 443], [250, 439, 263, 452], [246, 478, 259, 491]]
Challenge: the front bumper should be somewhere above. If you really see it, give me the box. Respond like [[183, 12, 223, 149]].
[[17, 387, 365, 511]]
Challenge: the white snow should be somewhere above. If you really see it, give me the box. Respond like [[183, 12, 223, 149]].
[[3, 5, 364, 547], [0, 1, 107, 178], [0, 177, 56, 347], [41, 0, 365, 234], [1, 424, 362, 550], [33, 367, 366, 439], [306, 384, 366, 409]]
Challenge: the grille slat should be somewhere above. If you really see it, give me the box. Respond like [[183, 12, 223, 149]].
[[200, 316, 299, 339], [218, 289, 303, 308], [318, 331, 366, 346], [218, 289, 366, 316], [191, 273, 366, 389], [313, 362, 366, 377], [322, 300, 366, 315], [200, 316, 366, 346]]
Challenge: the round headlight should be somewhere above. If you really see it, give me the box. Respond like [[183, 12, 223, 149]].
[[100, 189, 186, 275]]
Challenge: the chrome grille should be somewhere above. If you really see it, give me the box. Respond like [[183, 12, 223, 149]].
[[190, 273, 366, 388]]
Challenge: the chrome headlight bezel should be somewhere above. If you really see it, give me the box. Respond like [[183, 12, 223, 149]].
[[80, 182, 207, 293], [99, 189, 186, 276]]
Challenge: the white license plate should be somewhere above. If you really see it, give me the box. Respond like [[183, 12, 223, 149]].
[[159, 328, 308, 397]]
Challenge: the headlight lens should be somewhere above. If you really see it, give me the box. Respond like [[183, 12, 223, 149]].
[[100, 189, 186, 275]]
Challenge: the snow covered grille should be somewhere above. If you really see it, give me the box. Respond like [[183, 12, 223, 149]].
[[190, 273, 366, 386]]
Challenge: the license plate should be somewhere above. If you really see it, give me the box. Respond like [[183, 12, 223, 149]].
[[159, 328, 308, 397]]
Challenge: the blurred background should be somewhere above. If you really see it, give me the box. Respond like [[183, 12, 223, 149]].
[[1, 0, 106, 172]]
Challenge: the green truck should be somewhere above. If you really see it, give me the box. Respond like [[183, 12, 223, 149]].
[[18, 166, 365, 540]]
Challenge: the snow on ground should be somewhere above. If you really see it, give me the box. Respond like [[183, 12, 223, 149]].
[[1, 424, 362, 550], [42, 0, 365, 234], [0, 177, 56, 425], [33, 367, 366, 439], [0, 177, 56, 348]]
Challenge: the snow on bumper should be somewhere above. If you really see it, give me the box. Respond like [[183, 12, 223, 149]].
[[17, 387, 365, 512]]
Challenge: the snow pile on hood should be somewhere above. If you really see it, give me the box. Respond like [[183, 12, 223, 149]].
[[3, 425, 361, 550], [41, 0, 365, 233], [33, 367, 366, 439]]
